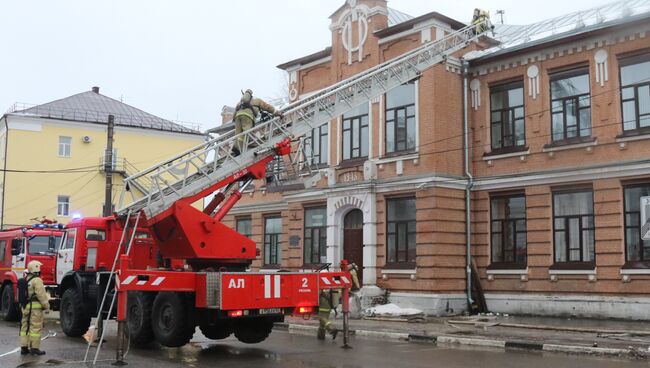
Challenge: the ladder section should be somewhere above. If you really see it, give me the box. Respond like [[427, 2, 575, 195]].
[[116, 20, 491, 221]]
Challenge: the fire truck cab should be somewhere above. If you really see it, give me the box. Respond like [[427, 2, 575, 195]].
[[0, 224, 63, 321], [56, 216, 157, 337]]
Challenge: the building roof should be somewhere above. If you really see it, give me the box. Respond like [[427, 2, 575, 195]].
[[387, 8, 414, 27], [374, 10, 466, 38], [277, 47, 332, 70], [279, 6, 417, 71], [8, 87, 204, 135], [466, 0, 650, 63]]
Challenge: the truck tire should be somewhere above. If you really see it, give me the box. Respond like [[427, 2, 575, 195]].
[[152, 292, 194, 347], [199, 321, 233, 340], [1, 285, 20, 322], [234, 318, 274, 344], [60, 288, 91, 337], [127, 292, 155, 347]]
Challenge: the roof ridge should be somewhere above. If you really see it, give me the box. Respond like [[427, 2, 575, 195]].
[[12, 89, 203, 135]]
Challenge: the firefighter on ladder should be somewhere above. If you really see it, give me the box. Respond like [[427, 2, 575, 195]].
[[317, 263, 361, 340], [19, 260, 50, 356], [471, 8, 492, 35], [232, 89, 283, 156]]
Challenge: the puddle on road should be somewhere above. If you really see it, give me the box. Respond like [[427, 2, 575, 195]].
[[15, 359, 65, 367]]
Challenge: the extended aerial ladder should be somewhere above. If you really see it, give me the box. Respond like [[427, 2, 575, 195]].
[[115, 20, 493, 222], [82, 18, 494, 367]]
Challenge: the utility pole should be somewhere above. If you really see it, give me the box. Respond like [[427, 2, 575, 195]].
[[103, 114, 114, 217]]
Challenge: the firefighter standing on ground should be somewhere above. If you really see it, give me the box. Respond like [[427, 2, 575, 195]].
[[317, 263, 361, 340], [232, 89, 282, 155], [19, 260, 50, 356]]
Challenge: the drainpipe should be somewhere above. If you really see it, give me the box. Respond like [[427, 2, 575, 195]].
[[462, 59, 474, 310], [1, 115, 9, 229]]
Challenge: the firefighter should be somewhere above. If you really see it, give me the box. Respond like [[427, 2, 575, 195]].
[[19, 260, 50, 356], [471, 8, 491, 35], [232, 89, 283, 156], [317, 263, 361, 340]]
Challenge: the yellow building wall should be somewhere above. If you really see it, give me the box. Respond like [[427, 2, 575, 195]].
[[2, 117, 205, 227]]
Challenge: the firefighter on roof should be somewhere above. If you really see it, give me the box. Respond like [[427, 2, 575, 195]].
[[317, 263, 361, 340], [19, 260, 50, 356], [232, 89, 283, 156]]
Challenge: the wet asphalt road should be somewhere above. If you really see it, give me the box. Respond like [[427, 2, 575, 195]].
[[0, 317, 648, 368]]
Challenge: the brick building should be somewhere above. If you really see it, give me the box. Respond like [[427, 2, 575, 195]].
[[221, 0, 650, 318]]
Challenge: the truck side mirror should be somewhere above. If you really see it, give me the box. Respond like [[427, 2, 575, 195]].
[[48, 236, 57, 253], [11, 238, 23, 256]]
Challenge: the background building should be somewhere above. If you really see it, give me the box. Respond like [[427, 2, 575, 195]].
[[220, 0, 650, 319], [0, 86, 206, 228]]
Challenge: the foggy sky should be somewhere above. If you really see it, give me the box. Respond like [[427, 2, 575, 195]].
[[0, 0, 614, 132]]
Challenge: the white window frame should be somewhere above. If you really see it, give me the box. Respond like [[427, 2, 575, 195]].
[[59, 136, 72, 157], [57, 195, 70, 217]]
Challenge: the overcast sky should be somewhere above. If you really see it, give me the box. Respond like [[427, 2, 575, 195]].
[[0, 0, 615, 132]]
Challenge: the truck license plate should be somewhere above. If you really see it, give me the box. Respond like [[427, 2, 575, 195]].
[[259, 308, 282, 315]]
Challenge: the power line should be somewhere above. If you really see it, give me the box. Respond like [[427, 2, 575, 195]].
[[2, 170, 98, 213], [1, 164, 103, 174]]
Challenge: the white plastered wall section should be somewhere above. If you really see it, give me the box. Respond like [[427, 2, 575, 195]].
[[326, 191, 377, 285]]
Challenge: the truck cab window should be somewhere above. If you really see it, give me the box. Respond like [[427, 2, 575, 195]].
[[135, 231, 150, 239], [86, 229, 106, 241], [28, 235, 62, 255]]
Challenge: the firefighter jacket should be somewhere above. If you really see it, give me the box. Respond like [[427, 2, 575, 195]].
[[27, 276, 50, 310], [234, 98, 277, 123]]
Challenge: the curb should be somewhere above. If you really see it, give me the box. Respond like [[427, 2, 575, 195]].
[[280, 323, 639, 358]]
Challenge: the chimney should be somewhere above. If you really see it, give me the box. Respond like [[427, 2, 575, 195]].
[[92, 86, 100, 94]]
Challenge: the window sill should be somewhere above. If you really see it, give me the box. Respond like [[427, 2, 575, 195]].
[[261, 265, 281, 269], [616, 132, 650, 143], [482, 147, 529, 161], [542, 137, 597, 152], [620, 268, 650, 275], [259, 267, 281, 273], [377, 151, 418, 164], [486, 268, 528, 275], [548, 268, 596, 275], [381, 268, 417, 275]]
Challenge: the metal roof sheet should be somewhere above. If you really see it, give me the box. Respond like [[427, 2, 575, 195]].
[[8, 89, 203, 135], [466, 0, 650, 62], [387, 8, 414, 26]]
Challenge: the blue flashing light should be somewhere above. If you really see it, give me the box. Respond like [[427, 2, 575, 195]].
[[72, 213, 82, 220]]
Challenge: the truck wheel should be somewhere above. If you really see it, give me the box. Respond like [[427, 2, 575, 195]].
[[1, 285, 20, 322], [199, 321, 233, 340], [127, 292, 155, 347], [152, 292, 194, 347], [60, 288, 91, 337], [234, 318, 274, 344]]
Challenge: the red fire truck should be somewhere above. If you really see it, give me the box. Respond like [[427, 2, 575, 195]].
[[56, 139, 353, 350], [56, 216, 158, 337], [0, 223, 63, 321]]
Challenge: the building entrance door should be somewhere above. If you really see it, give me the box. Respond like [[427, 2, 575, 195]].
[[343, 209, 363, 284]]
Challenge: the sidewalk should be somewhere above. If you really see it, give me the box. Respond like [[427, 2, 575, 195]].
[[281, 314, 650, 359]]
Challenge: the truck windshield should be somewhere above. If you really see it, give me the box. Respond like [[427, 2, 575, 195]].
[[28, 235, 62, 255]]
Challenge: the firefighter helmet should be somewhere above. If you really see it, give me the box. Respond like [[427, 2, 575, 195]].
[[27, 260, 43, 275], [242, 89, 253, 103]]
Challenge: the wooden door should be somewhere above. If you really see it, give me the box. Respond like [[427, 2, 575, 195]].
[[343, 209, 363, 283]]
